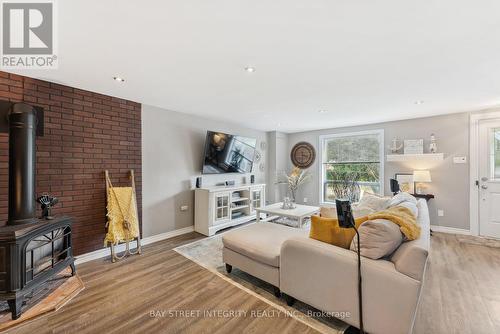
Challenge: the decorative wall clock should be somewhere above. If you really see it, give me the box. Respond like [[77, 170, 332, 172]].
[[291, 142, 316, 169]]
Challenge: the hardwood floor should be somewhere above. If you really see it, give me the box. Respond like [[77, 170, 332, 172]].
[[8, 231, 500, 334], [9, 232, 318, 334], [414, 233, 500, 334]]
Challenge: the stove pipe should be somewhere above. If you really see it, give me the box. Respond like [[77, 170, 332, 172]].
[[8, 103, 37, 225]]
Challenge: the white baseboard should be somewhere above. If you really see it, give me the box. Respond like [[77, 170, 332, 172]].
[[431, 225, 471, 235], [74, 226, 195, 265]]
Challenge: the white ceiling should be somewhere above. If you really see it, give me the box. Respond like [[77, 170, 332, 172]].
[[11, 0, 500, 133]]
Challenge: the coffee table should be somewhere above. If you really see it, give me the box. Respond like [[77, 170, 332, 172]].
[[255, 203, 320, 228]]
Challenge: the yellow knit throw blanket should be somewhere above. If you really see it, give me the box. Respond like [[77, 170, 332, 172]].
[[367, 206, 421, 240], [104, 187, 140, 246]]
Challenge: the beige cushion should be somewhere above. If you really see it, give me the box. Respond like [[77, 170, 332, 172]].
[[358, 192, 391, 211], [223, 247, 280, 286], [390, 199, 430, 281], [222, 223, 306, 267], [350, 219, 403, 259]]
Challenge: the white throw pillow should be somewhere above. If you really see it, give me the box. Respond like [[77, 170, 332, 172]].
[[350, 219, 404, 259], [389, 192, 417, 207], [357, 192, 391, 212], [388, 192, 419, 218], [353, 206, 376, 217], [320, 206, 337, 218], [320, 205, 375, 218]]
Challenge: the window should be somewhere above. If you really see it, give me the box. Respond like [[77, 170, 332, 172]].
[[319, 130, 384, 204], [491, 128, 500, 179]]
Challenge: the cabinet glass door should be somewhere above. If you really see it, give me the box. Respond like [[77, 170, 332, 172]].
[[251, 189, 262, 212], [215, 193, 230, 222]]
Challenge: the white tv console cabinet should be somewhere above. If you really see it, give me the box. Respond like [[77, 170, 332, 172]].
[[195, 183, 266, 236]]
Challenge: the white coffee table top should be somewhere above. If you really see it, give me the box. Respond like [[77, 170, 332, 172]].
[[257, 202, 320, 218]]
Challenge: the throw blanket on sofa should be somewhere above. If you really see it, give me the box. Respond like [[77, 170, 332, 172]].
[[367, 206, 421, 240]]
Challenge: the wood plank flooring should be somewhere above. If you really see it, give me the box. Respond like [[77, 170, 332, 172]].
[[8, 232, 318, 334], [414, 233, 500, 334], [7, 231, 500, 334]]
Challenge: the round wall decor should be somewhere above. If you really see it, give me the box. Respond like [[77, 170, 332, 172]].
[[254, 150, 262, 162], [291, 142, 316, 169]]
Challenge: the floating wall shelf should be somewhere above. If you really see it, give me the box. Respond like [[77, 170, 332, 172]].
[[386, 153, 444, 162]]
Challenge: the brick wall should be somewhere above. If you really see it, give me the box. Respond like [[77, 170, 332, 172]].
[[0, 71, 142, 255]]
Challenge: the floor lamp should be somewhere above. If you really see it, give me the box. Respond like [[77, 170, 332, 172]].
[[336, 199, 365, 334]]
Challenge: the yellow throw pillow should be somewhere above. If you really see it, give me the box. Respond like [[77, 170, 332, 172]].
[[309, 215, 369, 249]]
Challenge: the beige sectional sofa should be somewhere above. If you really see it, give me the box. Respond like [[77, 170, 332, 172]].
[[222, 199, 430, 334]]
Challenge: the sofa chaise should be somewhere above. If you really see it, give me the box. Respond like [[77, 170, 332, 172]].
[[222, 199, 430, 334]]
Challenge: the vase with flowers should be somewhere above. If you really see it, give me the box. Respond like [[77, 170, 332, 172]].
[[277, 167, 311, 208]]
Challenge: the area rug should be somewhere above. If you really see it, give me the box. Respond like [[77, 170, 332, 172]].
[[174, 228, 349, 334]]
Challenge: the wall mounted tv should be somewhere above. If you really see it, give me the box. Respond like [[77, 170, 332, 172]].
[[202, 131, 256, 174]]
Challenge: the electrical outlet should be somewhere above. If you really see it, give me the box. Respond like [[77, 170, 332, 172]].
[[438, 209, 444, 217], [453, 156, 467, 164], [180, 205, 189, 212], [303, 197, 308, 203]]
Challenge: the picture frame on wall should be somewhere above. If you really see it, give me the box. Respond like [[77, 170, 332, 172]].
[[404, 139, 424, 154], [395, 173, 415, 194]]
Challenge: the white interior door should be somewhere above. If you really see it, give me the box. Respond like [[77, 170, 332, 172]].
[[479, 120, 500, 238]]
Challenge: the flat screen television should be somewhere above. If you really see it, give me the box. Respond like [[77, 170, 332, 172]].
[[202, 131, 257, 174]]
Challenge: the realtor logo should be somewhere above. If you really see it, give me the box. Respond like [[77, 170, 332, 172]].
[[1, 0, 57, 69]]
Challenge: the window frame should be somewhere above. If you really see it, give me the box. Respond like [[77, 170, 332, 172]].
[[318, 129, 385, 205]]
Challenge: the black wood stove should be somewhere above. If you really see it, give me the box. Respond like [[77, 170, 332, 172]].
[[0, 102, 75, 319]]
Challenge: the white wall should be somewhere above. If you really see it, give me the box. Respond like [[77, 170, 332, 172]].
[[286, 112, 470, 230], [142, 105, 268, 237], [266, 131, 289, 203]]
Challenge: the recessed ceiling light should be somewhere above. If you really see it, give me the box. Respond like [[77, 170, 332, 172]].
[[318, 110, 328, 114], [113, 76, 125, 82], [244, 66, 255, 73], [414, 100, 424, 105]]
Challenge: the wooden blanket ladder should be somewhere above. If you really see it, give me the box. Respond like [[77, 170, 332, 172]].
[[105, 170, 142, 262]]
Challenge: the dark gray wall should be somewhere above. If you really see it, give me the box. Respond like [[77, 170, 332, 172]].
[[286, 112, 470, 230]]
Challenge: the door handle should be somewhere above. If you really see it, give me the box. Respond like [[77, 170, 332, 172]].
[[481, 185, 488, 189]]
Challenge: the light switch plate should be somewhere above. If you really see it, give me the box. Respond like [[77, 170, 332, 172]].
[[453, 156, 467, 164], [438, 210, 444, 217], [180, 205, 189, 211]]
